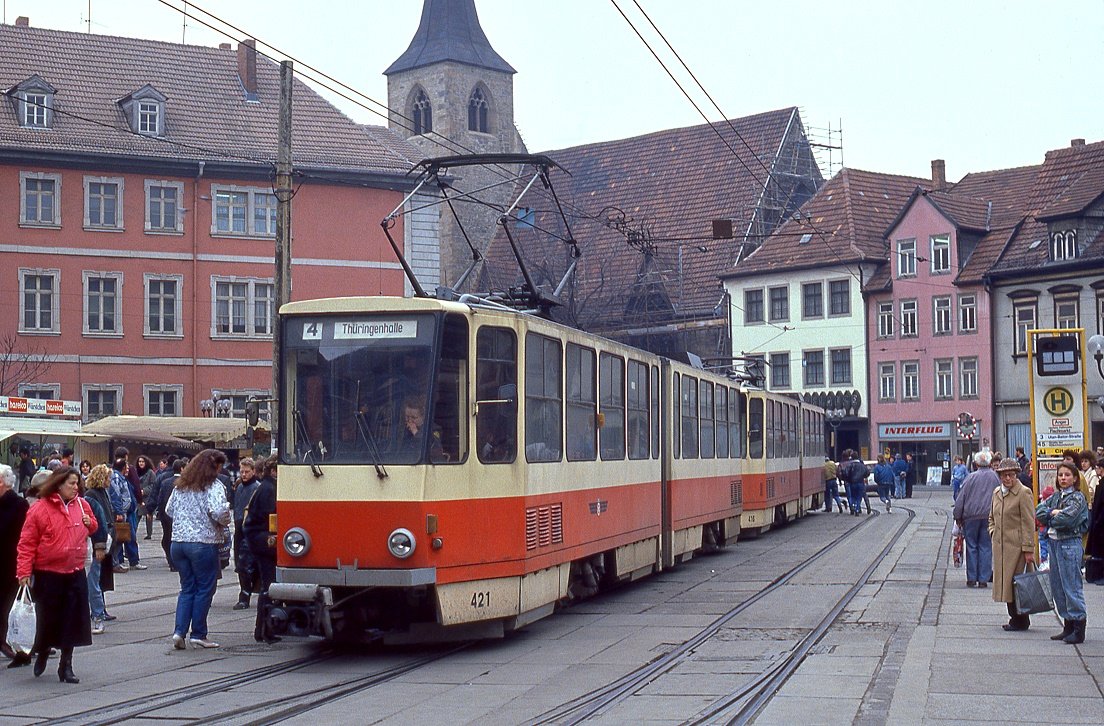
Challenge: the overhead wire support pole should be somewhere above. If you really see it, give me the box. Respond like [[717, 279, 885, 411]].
[[272, 60, 293, 445]]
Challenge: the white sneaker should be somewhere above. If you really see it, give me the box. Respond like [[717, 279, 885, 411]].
[[91, 619, 105, 635], [189, 638, 220, 649], [132, 563, 148, 570], [172, 633, 187, 650]]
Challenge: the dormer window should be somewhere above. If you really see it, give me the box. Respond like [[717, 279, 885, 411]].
[[23, 92, 48, 127], [9, 75, 56, 129], [138, 101, 160, 135], [1051, 230, 1077, 261], [117, 84, 166, 137]]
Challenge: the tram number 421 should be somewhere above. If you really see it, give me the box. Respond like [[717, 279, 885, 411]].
[[470, 591, 491, 608]]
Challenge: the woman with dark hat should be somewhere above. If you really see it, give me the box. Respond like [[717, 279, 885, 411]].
[[15, 466, 97, 682], [988, 457, 1036, 631]]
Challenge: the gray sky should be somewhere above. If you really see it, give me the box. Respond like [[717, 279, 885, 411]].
[[7, 0, 1103, 181]]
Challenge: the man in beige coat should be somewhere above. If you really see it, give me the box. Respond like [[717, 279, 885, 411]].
[[988, 458, 1037, 631]]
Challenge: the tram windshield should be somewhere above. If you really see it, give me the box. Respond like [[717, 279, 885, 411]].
[[283, 313, 466, 465]]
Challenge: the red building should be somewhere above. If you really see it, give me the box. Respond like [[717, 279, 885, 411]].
[[0, 19, 427, 420]]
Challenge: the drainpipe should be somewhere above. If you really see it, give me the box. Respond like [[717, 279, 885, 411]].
[[192, 161, 204, 414]]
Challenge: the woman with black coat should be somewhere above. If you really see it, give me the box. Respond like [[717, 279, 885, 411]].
[[243, 456, 278, 642], [1086, 459, 1104, 584], [1, 464, 30, 666]]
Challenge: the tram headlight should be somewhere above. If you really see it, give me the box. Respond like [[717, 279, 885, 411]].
[[387, 528, 416, 559], [282, 527, 311, 557]]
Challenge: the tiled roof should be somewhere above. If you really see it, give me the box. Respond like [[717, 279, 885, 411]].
[[478, 107, 820, 326], [947, 164, 1042, 284], [980, 141, 1104, 278], [726, 168, 930, 279], [1034, 141, 1104, 220], [0, 23, 419, 176], [924, 190, 991, 232]]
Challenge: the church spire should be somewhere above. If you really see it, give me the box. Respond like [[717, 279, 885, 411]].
[[385, 0, 515, 76]]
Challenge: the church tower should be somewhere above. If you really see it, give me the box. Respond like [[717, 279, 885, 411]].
[[386, 0, 527, 291]]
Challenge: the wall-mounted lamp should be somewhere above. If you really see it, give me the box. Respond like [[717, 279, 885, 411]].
[[1087, 334, 1104, 380]]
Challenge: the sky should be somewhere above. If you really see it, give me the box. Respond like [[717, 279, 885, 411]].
[[5, 0, 1103, 182]]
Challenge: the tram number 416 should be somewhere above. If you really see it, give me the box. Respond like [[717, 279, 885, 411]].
[[470, 591, 491, 608]]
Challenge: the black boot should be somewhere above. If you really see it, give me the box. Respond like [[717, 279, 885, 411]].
[[1003, 603, 1030, 631], [58, 649, 78, 684], [33, 651, 48, 677], [1051, 619, 1074, 640], [234, 591, 251, 610], [1063, 619, 1086, 644]]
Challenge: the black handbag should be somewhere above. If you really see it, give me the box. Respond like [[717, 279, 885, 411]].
[[1085, 557, 1104, 583], [1013, 562, 1054, 615]]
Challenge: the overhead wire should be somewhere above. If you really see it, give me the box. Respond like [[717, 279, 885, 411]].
[[156, 0, 614, 233], [617, 0, 951, 342]]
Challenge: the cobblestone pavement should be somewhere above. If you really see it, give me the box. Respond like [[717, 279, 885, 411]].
[[1, 488, 1101, 725]]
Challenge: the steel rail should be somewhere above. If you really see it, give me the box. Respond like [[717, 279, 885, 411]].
[[529, 510, 886, 725]]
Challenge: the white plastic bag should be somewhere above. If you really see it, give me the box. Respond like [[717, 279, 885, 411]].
[[7, 584, 36, 655]]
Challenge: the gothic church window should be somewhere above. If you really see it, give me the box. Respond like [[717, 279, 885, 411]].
[[468, 87, 489, 133], [412, 89, 432, 135]]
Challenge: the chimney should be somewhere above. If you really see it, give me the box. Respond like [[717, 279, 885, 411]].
[[15, 16, 29, 26], [237, 39, 258, 99], [219, 43, 231, 50], [1071, 138, 1086, 147], [931, 159, 947, 190]]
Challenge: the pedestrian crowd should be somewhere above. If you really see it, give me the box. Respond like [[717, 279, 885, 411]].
[[954, 446, 1103, 645], [823, 448, 918, 517], [1, 446, 280, 683]]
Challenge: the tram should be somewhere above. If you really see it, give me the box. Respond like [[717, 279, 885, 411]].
[[262, 295, 825, 642]]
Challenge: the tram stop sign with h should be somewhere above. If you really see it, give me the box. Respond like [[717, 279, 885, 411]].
[[1030, 332, 1087, 459]]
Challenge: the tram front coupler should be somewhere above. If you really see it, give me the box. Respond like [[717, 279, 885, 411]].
[[264, 583, 334, 639]]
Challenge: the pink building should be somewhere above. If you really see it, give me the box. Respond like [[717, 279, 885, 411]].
[[867, 161, 1012, 473], [0, 21, 425, 420]]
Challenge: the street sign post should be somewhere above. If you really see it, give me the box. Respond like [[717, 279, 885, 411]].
[[1028, 328, 1089, 499]]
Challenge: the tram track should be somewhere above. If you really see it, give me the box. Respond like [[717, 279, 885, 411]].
[[528, 508, 904, 725], [44, 650, 340, 726], [689, 506, 916, 725]]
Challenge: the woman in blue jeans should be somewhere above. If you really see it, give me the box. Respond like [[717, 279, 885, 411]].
[[165, 450, 230, 650], [1036, 461, 1089, 644]]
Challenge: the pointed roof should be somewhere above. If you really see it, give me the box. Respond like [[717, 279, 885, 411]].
[[385, 0, 515, 76], [724, 167, 930, 280]]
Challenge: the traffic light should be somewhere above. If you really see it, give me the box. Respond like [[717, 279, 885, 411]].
[[245, 399, 260, 427]]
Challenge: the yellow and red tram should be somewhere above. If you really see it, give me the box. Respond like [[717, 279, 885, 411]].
[[265, 296, 825, 642]]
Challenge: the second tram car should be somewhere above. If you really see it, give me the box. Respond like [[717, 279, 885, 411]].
[[264, 296, 825, 642]]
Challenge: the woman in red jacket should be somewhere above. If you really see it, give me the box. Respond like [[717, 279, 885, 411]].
[[16, 466, 97, 683]]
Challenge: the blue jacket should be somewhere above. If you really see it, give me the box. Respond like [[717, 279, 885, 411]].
[[891, 457, 908, 478], [108, 469, 132, 515], [951, 463, 968, 485], [873, 463, 895, 486], [1036, 488, 1089, 540]]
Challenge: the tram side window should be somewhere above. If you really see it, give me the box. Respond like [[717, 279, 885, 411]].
[[673, 373, 681, 458], [681, 375, 698, 458], [788, 404, 798, 457], [476, 327, 517, 464], [432, 314, 469, 463], [566, 343, 597, 461], [766, 400, 776, 458], [716, 386, 729, 458], [650, 365, 660, 459], [599, 352, 625, 460], [525, 333, 562, 462], [627, 360, 649, 460], [699, 381, 715, 459], [730, 391, 744, 458], [748, 397, 763, 459]]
